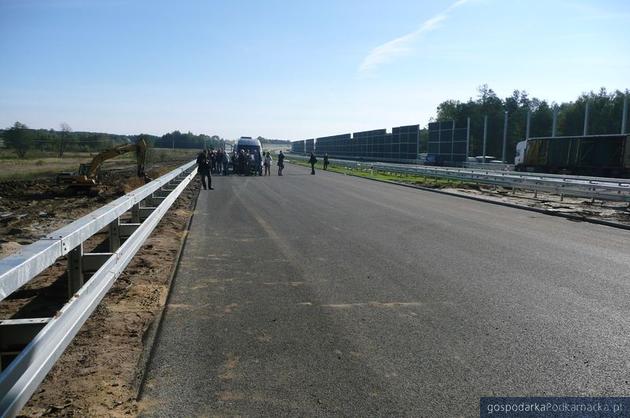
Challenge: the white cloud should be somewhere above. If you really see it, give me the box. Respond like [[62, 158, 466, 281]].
[[358, 0, 472, 74]]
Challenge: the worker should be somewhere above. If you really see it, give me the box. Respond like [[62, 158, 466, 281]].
[[196, 150, 213, 190], [277, 151, 285, 176], [309, 152, 317, 175], [264, 152, 272, 176], [214, 149, 222, 175], [237, 150, 246, 175], [323, 153, 329, 170]]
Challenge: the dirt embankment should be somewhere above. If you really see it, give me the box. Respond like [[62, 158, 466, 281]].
[[0, 163, 184, 258], [440, 186, 630, 226], [0, 162, 200, 417], [16, 185, 198, 417]]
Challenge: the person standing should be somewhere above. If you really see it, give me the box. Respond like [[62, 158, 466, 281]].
[[209, 150, 216, 174], [309, 152, 317, 175], [277, 151, 285, 176], [222, 149, 229, 176], [196, 150, 213, 190], [238, 149, 246, 175], [323, 153, 329, 170], [264, 152, 272, 176]]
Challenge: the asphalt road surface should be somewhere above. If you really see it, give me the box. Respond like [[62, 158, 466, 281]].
[[140, 163, 630, 417]]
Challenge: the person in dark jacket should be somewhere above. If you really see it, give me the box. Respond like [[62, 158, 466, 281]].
[[237, 150, 246, 175], [323, 153, 329, 170], [196, 150, 213, 190], [309, 152, 317, 175], [277, 151, 285, 176]]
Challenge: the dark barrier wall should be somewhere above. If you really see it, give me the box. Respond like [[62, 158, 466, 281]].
[[305, 138, 315, 153], [427, 121, 468, 164], [303, 125, 419, 162], [291, 140, 305, 153]]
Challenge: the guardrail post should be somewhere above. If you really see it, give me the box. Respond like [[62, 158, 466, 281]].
[[109, 218, 121, 252], [67, 244, 84, 297], [131, 203, 140, 223], [0, 319, 50, 371]]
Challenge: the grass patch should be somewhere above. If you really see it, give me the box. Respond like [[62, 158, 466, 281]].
[[289, 159, 474, 189], [0, 148, 198, 181]]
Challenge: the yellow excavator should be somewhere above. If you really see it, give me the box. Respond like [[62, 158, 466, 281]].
[[57, 138, 149, 192]]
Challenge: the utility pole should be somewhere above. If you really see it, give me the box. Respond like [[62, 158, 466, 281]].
[[583, 100, 590, 136], [621, 94, 628, 134], [552, 106, 558, 137], [465, 117, 471, 161], [525, 110, 531, 140], [482, 115, 488, 164], [502, 111, 508, 163], [416, 126, 420, 160], [450, 120, 455, 165]]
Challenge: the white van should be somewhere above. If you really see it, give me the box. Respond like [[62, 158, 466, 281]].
[[235, 137, 263, 176]]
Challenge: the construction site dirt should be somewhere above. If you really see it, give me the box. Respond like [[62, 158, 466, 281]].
[[0, 161, 200, 417]]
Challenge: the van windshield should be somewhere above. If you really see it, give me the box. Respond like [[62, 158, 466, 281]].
[[237, 145, 261, 159]]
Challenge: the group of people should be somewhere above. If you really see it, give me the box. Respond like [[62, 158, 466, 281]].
[[261, 151, 286, 176], [201, 149, 230, 176], [196, 149, 286, 189], [308, 152, 329, 174], [233, 149, 262, 176]]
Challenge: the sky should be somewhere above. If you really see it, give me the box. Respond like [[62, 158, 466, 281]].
[[1, 0, 629, 140]]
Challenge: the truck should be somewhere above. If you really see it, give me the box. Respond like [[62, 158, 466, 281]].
[[514, 134, 630, 178]]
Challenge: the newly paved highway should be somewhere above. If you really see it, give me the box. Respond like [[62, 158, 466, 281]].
[[140, 163, 630, 417]]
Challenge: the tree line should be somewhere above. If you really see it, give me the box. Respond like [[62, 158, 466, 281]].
[[0, 123, 227, 158], [256, 136, 291, 145], [435, 86, 629, 161], [2, 87, 627, 160]]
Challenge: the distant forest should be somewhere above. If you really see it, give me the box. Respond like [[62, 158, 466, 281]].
[[0, 125, 229, 158], [257, 137, 291, 145], [1, 87, 627, 160]]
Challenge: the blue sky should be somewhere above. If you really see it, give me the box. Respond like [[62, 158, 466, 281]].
[[1, 0, 629, 140]]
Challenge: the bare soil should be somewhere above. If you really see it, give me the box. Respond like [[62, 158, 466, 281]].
[[0, 161, 187, 258], [0, 160, 199, 417], [441, 185, 630, 226]]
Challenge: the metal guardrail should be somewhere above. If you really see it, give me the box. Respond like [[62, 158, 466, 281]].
[[0, 160, 197, 417], [288, 154, 630, 202]]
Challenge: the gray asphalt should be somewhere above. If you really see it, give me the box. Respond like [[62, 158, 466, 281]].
[[139, 163, 630, 417]]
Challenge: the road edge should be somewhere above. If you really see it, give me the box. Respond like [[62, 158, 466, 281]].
[[296, 164, 630, 232], [132, 184, 201, 399]]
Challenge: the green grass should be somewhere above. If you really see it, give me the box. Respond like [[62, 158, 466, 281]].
[[289, 159, 473, 189]]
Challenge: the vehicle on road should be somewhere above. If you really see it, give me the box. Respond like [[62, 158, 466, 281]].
[[235, 136, 263, 176], [514, 134, 630, 178]]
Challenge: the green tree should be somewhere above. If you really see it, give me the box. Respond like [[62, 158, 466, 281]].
[[4, 121, 33, 158]]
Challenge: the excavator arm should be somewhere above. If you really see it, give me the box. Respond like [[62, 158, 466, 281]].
[[58, 138, 149, 189], [85, 140, 147, 178]]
